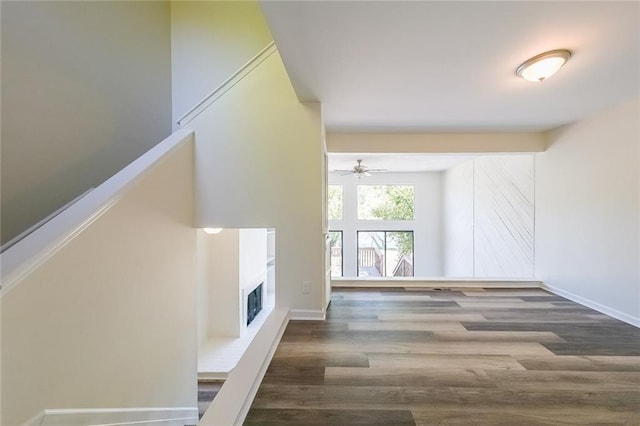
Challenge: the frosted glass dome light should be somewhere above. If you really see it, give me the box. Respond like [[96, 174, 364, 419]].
[[516, 49, 572, 82], [203, 227, 223, 235]]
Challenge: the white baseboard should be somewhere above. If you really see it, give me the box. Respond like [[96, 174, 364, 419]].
[[332, 278, 541, 289], [199, 308, 289, 426], [24, 407, 198, 426], [289, 309, 326, 320], [543, 283, 640, 328]]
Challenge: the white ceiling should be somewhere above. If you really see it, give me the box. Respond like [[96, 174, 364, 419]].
[[262, 1, 640, 132], [329, 154, 477, 173]]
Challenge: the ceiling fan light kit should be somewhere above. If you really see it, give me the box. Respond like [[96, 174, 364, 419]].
[[516, 49, 572, 82]]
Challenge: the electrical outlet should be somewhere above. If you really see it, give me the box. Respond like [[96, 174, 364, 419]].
[[302, 281, 311, 294]]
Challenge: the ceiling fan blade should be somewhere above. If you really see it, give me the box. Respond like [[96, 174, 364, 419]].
[[333, 161, 384, 177]]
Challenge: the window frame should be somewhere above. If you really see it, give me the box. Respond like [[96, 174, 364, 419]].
[[328, 230, 343, 278], [356, 184, 415, 221], [356, 230, 415, 277]]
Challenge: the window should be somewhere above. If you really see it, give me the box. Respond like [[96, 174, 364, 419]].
[[357, 185, 414, 220], [328, 231, 343, 277], [357, 231, 414, 277], [328, 185, 343, 221]]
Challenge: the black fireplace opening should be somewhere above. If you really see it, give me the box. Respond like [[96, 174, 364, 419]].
[[247, 282, 263, 326]]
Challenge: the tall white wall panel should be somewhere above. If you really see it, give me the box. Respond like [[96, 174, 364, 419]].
[[443, 160, 474, 276], [474, 156, 534, 277], [443, 155, 534, 278]]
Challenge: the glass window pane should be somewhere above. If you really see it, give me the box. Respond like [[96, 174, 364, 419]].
[[357, 185, 414, 220], [357, 231, 414, 278], [385, 231, 414, 277], [357, 231, 385, 277], [328, 185, 343, 221], [328, 231, 343, 277]]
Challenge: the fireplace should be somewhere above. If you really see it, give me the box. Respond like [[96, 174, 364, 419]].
[[246, 282, 263, 326]]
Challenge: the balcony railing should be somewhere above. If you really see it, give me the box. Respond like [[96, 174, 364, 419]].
[[358, 247, 384, 277]]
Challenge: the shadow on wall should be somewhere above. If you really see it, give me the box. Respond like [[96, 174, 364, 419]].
[[1, 0, 173, 244]]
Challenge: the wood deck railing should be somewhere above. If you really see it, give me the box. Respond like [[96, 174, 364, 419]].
[[358, 247, 384, 276]]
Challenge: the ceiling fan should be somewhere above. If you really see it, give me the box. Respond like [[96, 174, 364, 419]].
[[333, 159, 387, 178]]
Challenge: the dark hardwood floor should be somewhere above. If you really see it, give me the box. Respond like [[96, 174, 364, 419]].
[[244, 287, 640, 425], [198, 380, 224, 419]]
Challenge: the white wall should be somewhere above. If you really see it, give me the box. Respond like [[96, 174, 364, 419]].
[[1, 141, 197, 426], [239, 229, 268, 292], [327, 132, 545, 153], [178, 43, 325, 314], [443, 160, 474, 276], [207, 229, 241, 337], [442, 155, 534, 278], [536, 99, 640, 324], [329, 171, 443, 277], [171, 1, 272, 123], [1, 1, 173, 244], [474, 155, 534, 277], [203, 228, 267, 338], [196, 230, 210, 347]]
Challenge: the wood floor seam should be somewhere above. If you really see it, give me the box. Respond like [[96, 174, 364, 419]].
[[241, 287, 640, 425]]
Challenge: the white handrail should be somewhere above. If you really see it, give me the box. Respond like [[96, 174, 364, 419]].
[[0, 129, 194, 296], [176, 41, 277, 127], [0, 188, 94, 254]]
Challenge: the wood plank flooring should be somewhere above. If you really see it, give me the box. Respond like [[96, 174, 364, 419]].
[[198, 381, 223, 419], [244, 288, 640, 425]]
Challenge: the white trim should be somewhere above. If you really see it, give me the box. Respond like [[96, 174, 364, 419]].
[[198, 371, 229, 381], [289, 309, 327, 320], [331, 278, 541, 289], [23, 407, 198, 426], [0, 130, 194, 297], [198, 300, 276, 378], [543, 283, 640, 328], [235, 310, 288, 424], [23, 411, 44, 426], [0, 188, 94, 254], [176, 42, 277, 126], [199, 308, 289, 426]]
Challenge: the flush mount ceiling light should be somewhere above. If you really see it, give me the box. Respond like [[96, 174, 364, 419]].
[[203, 227, 223, 235], [516, 49, 572, 82]]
